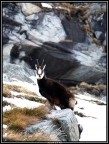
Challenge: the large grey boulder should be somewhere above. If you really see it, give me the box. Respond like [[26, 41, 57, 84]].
[[9, 41, 106, 84], [26, 109, 80, 141]]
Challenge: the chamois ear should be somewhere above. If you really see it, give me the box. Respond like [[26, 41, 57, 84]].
[[43, 64, 46, 70]]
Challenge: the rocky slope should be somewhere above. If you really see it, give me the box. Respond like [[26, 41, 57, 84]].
[[3, 2, 106, 84], [2, 2, 107, 142]]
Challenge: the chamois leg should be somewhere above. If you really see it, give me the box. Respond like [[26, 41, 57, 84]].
[[47, 98, 56, 110], [40, 92, 56, 110], [49, 101, 56, 110]]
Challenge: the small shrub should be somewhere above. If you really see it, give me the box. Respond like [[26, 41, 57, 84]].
[[24, 96, 47, 104]]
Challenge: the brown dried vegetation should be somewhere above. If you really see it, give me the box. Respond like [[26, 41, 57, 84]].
[[3, 84, 47, 103], [80, 82, 106, 91], [3, 106, 50, 132], [60, 3, 89, 15], [3, 130, 57, 142]]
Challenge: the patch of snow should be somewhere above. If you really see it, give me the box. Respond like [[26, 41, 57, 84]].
[[3, 133, 7, 138], [3, 44, 13, 58], [101, 96, 106, 103], [3, 124, 8, 129], [3, 105, 12, 112], [77, 116, 106, 141], [75, 92, 106, 104], [55, 106, 61, 110], [75, 98, 106, 119], [3, 97, 44, 109], [3, 79, 41, 97], [41, 3, 52, 8], [11, 91, 26, 96], [75, 93, 106, 141], [3, 79, 46, 101]]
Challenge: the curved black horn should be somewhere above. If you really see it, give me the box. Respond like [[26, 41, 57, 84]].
[[36, 59, 39, 67], [41, 59, 44, 67]]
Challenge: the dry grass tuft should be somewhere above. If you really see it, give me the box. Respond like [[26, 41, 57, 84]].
[[68, 82, 106, 96], [79, 82, 106, 96], [3, 105, 50, 132], [24, 95, 47, 104], [60, 3, 89, 14], [80, 82, 93, 90], [3, 130, 57, 142], [3, 86, 11, 98], [80, 82, 106, 91], [3, 84, 36, 96], [3, 84, 47, 104]]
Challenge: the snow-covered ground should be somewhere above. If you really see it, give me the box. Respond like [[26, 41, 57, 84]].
[[3, 78, 107, 141], [3, 78, 41, 97], [3, 78, 46, 111], [3, 97, 44, 111], [75, 93, 106, 141]]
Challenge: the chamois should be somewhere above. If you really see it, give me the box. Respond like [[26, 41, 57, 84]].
[[35, 59, 77, 110]]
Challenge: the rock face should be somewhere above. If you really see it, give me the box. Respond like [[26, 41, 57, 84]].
[[3, 63, 35, 83], [26, 109, 80, 141], [3, 2, 107, 85]]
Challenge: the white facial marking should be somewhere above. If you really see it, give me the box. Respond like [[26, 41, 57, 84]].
[[36, 67, 45, 80], [35, 64, 46, 80], [37, 68, 42, 75]]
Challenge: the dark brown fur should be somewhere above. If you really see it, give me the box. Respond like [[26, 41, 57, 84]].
[[37, 75, 76, 110]]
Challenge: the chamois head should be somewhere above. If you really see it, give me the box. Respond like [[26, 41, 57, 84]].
[[35, 59, 46, 79]]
